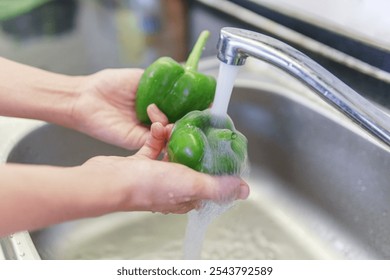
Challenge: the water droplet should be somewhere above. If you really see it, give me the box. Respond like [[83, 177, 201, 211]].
[[19, 252, 25, 257], [183, 201, 231, 259]]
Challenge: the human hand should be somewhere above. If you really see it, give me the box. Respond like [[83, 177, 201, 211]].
[[71, 68, 167, 150], [82, 122, 249, 214], [71, 68, 249, 214]]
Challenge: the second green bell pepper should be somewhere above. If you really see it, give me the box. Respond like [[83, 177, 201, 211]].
[[167, 109, 248, 175], [135, 31, 216, 124]]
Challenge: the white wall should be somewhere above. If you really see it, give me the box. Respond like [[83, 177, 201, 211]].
[[251, 0, 390, 50]]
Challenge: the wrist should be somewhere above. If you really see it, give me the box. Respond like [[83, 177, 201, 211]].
[[0, 57, 86, 126], [31, 73, 86, 128], [71, 162, 131, 215]]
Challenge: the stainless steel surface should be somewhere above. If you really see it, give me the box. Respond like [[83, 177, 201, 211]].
[[0, 2, 389, 260], [0, 232, 40, 260], [217, 27, 390, 148], [1, 58, 389, 259]]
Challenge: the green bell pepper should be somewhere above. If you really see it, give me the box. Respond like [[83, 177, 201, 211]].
[[167, 109, 248, 175], [135, 31, 216, 124]]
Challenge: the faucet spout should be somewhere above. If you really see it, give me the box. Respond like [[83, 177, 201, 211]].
[[217, 27, 390, 148]]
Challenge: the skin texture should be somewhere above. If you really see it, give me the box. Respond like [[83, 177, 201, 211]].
[[0, 57, 249, 237]]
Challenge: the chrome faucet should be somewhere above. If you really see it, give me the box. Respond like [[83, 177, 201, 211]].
[[217, 27, 390, 148]]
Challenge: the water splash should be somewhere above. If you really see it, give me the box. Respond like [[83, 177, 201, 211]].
[[183, 62, 242, 259], [183, 200, 233, 259]]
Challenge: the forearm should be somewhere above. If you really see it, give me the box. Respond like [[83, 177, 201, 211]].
[[0, 163, 121, 237], [0, 57, 84, 127]]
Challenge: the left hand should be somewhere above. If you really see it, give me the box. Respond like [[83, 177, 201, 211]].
[[71, 68, 168, 150]]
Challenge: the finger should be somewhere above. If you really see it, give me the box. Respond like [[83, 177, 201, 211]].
[[162, 151, 170, 162], [125, 125, 149, 149], [237, 179, 250, 199], [157, 124, 174, 162], [136, 122, 166, 159], [165, 124, 174, 138], [147, 104, 169, 125], [170, 201, 200, 214], [203, 176, 250, 203]]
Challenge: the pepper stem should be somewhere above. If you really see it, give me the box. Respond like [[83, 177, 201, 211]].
[[185, 30, 210, 71]]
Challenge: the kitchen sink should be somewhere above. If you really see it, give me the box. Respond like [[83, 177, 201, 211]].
[[1, 59, 389, 259]]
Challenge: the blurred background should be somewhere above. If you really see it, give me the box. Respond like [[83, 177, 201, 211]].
[[1, 0, 389, 107]]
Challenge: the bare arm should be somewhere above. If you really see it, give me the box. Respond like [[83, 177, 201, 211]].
[[0, 163, 113, 236], [0, 57, 81, 128], [0, 57, 249, 237], [0, 57, 157, 150], [0, 123, 249, 237]]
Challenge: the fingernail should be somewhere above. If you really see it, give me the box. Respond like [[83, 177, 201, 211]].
[[150, 103, 158, 110], [238, 182, 250, 199], [147, 103, 155, 113], [152, 121, 163, 128]]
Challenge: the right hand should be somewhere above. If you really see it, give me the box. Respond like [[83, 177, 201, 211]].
[[82, 122, 250, 214]]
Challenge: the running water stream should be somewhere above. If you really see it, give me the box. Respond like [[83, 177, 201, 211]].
[[183, 62, 242, 259], [211, 63, 240, 117]]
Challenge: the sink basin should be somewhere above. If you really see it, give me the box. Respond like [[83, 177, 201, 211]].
[[2, 59, 390, 259]]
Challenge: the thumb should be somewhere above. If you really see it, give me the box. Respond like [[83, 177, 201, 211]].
[[136, 122, 166, 159], [206, 176, 250, 202], [147, 104, 169, 126]]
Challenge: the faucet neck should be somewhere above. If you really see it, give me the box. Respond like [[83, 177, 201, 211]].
[[217, 27, 390, 148], [217, 28, 248, 66]]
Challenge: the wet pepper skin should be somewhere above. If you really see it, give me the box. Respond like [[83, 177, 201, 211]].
[[135, 31, 216, 124], [167, 110, 248, 175]]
